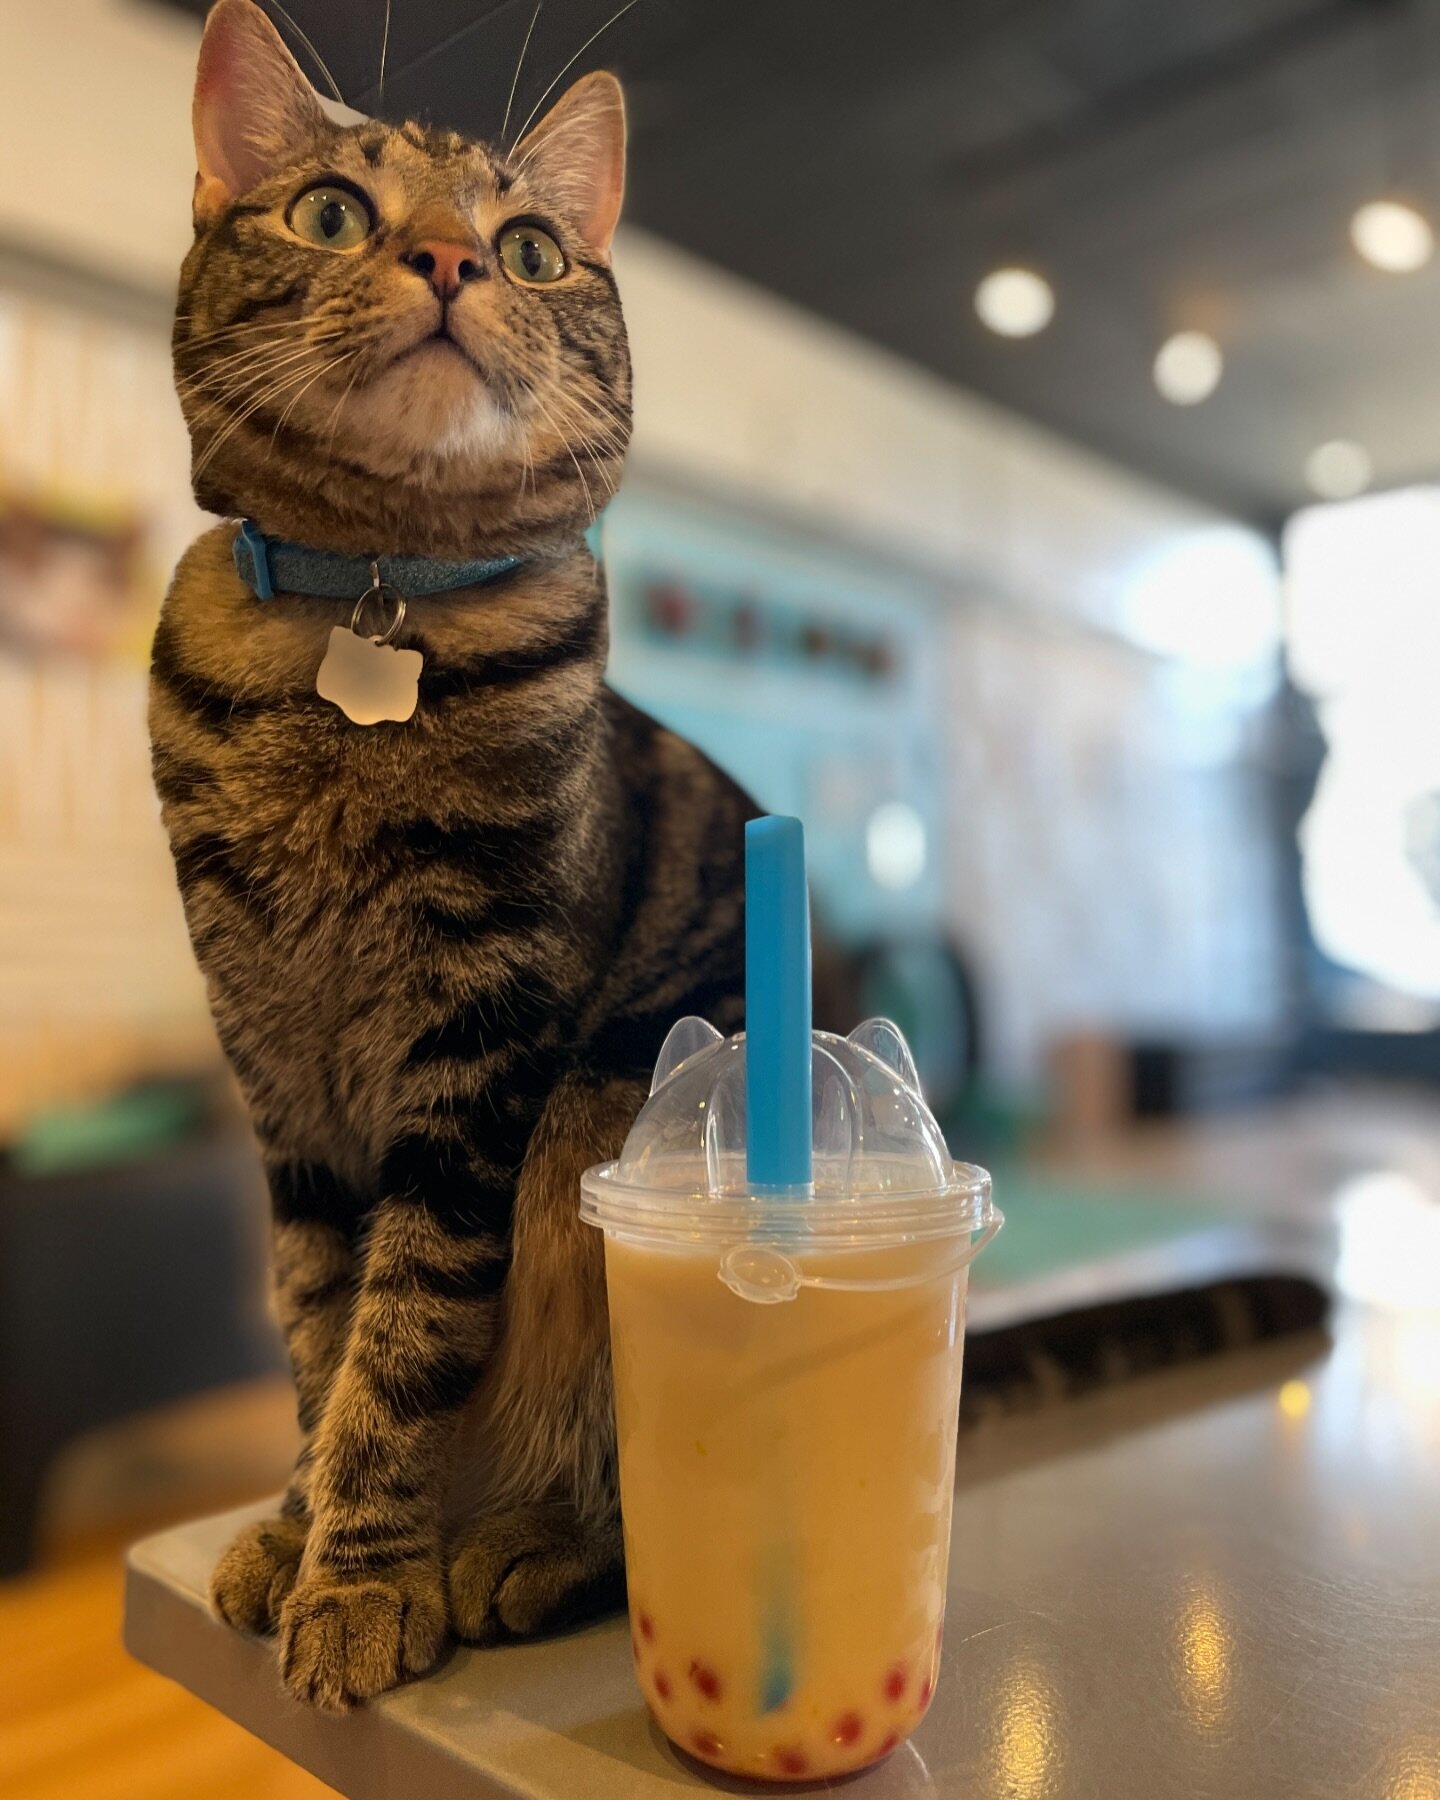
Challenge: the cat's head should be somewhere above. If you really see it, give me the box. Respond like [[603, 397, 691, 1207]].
[[175, 0, 630, 556]]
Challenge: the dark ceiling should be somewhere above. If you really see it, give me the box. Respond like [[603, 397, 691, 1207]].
[[162, 0, 1440, 523]]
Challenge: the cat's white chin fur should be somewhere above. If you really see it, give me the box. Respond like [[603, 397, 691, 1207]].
[[343, 349, 521, 468]]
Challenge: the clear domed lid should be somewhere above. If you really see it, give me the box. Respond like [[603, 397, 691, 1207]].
[[580, 1016, 994, 1264]]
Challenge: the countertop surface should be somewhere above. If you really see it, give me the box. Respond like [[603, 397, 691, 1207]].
[[125, 1104, 1440, 1798]]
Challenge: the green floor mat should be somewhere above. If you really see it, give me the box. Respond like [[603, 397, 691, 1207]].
[[976, 1167, 1245, 1289], [12, 1082, 204, 1174]]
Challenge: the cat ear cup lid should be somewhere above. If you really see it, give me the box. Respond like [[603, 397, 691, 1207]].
[[579, 1014, 998, 1286]]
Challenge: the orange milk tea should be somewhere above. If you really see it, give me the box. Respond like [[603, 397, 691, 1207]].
[[606, 1233, 969, 1782]]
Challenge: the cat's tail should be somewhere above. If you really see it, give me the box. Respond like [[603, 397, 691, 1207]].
[[960, 1273, 1329, 1425]]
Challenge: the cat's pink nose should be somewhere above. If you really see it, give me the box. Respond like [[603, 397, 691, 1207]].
[[402, 240, 483, 300]]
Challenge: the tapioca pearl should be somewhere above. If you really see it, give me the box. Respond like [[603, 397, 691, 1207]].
[[877, 1731, 900, 1757], [654, 1669, 672, 1702], [832, 1712, 864, 1747], [638, 1610, 655, 1642], [883, 1662, 908, 1703], [773, 1745, 809, 1776], [692, 1730, 723, 1760], [688, 1659, 723, 1702]]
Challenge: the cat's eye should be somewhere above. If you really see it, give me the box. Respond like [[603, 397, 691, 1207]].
[[289, 183, 372, 251], [498, 224, 566, 284]]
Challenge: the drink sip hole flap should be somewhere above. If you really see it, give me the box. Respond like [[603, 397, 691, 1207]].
[[580, 816, 999, 1300]]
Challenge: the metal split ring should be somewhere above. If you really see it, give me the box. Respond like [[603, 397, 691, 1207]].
[[349, 563, 407, 644]]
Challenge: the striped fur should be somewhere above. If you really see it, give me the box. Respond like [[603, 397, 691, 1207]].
[[158, 4, 753, 1711], [961, 1274, 1330, 1426]]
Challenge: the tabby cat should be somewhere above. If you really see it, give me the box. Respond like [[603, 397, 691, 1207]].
[[153, 0, 753, 1711]]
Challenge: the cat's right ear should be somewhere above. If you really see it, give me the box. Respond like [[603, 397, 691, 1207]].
[[192, 0, 328, 226]]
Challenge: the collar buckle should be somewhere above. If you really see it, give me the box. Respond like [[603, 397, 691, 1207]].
[[236, 520, 275, 600]]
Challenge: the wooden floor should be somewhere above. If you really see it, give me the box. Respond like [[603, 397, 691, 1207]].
[[0, 1380, 332, 1800]]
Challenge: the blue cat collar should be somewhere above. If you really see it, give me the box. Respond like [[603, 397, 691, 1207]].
[[232, 520, 526, 602], [235, 520, 276, 599]]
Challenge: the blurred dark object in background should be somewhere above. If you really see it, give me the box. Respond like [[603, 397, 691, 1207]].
[[0, 1081, 279, 1574], [855, 938, 982, 1129]]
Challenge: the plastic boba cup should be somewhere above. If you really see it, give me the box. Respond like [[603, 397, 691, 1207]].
[[581, 818, 999, 1782]]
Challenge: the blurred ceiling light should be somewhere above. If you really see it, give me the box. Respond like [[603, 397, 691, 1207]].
[[975, 267, 1054, 338], [1350, 199, 1435, 273], [1153, 331, 1224, 405], [1305, 439, 1373, 501]]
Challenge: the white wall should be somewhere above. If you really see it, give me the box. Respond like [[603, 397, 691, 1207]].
[[0, 0, 199, 288], [615, 231, 1224, 631]]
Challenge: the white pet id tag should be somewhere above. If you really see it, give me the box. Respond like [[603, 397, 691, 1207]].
[[316, 578, 423, 726]]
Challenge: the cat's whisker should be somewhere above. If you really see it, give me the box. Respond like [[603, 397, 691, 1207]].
[[181, 361, 329, 426], [590, 449, 621, 500], [177, 324, 324, 371], [509, 0, 644, 152], [180, 343, 343, 418], [269, 351, 358, 453], [574, 441, 619, 503], [179, 322, 313, 353], [525, 390, 598, 522], [548, 417, 624, 491], [545, 378, 629, 430], [515, 427, 535, 507], [182, 331, 344, 386], [563, 413, 628, 464], [538, 389, 628, 470], [193, 355, 333, 478], [377, 0, 393, 110], [531, 378, 618, 429], [182, 313, 319, 339], [322, 358, 367, 457], [541, 383, 623, 431], [502, 1, 544, 143], [179, 328, 341, 373], [263, 0, 346, 104]]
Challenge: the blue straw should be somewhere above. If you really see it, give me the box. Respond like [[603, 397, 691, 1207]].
[[745, 816, 813, 1190]]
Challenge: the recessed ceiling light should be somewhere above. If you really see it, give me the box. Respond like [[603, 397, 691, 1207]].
[[1350, 200, 1434, 273], [974, 267, 1054, 338], [1154, 331, 1224, 405], [1305, 439, 1373, 500]]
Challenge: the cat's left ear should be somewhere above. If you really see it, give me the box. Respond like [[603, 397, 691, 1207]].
[[192, 0, 330, 225], [512, 71, 626, 260]]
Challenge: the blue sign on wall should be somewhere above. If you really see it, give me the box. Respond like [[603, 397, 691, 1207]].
[[598, 487, 945, 946]]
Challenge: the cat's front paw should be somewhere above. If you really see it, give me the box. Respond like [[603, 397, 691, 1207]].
[[276, 1560, 446, 1711], [211, 1515, 308, 1635], [448, 1505, 624, 1644]]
